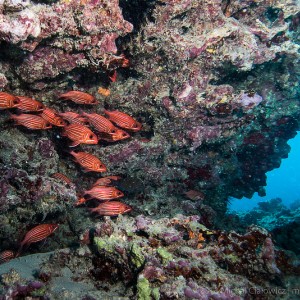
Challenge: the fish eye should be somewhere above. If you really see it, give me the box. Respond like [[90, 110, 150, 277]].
[[46, 123, 51, 127], [111, 129, 116, 134], [13, 99, 19, 104], [133, 123, 138, 128], [122, 132, 127, 137], [117, 191, 122, 196], [89, 134, 94, 139]]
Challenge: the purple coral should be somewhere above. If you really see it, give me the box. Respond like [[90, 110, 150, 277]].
[[16, 47, 85, 83], [238, 92, 263, 108], [261, 237, 281, 274], [135, 215, 152, 231], [37, 139, 56, 159]]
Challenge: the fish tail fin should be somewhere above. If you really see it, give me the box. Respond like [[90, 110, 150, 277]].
[[8, 113, 20, 126], [60, 130, 67, 137], [58, 93, 68, 100], [89, 207, 98, 213], [15, 243, 24, 258], [8, 112, 16, 120], [74, 197, 87, 206], [69, 150, 76, 156]]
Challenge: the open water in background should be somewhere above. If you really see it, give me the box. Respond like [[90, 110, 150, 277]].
[[229, 132, 300, 212]]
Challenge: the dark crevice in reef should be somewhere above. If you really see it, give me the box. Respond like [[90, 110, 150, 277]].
[[272, 221, 300, 255], [119, 0, 158, 33], [210, 59, 287, 91], [0, 42, 27, 65], [117, 0, 158, 50]]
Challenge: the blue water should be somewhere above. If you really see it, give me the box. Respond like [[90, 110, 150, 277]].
[[229, 132, 300, 212]]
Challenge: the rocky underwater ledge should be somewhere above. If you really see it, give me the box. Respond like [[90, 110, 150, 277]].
[[0, 0, 300, 298]]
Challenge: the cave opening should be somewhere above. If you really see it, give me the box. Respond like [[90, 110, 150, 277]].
[[229, 131, 300, 212]]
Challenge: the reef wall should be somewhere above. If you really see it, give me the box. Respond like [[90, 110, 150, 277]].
[[0, 0, 300, 298]]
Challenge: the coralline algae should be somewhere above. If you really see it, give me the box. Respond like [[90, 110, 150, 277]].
[[0, 0, 300, 298]]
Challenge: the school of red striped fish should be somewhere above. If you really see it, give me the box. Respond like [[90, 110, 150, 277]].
[[0, 90, 142, 263]]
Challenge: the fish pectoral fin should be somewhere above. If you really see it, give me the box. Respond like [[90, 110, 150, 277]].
[[69, 141, 81, 147]]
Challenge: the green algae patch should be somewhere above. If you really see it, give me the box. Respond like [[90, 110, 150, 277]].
[[225, 253, 240, 264], [152, 287, 160, 300], [137, 276, 151, 300], [94, 236, 122, 254], [189, 221, 206, 232], [31, 286, 47, 297], [157, 247, 173, 264], [94, 237, 113, 253], [129, 243, 145, 268]]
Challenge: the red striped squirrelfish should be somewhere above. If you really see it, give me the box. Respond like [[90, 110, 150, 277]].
[[61, 124, 98, 147], [16, 96, 44, 112], [70, 151, 107, 172], [82, 112, 130, 141], [17, 224, 59, 256], [0, 92, 20, 109], [40, 107, 66, 127], [10, 113, 52, 130], [59, 91, 98, 105], [90, 201, 132, 216], [0, 250, 15, 264], [84, 186, 124, 201], [51, 173, 72, 185], [59, 111, 88, 125], [98, 130, 130, 142], [104, 110, 142, 132], [81, 112, 116, 133], [92, 175, 121, 187]]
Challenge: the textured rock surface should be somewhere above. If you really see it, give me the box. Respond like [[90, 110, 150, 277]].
[[0, 0, 300, 298], [1, 215, 299, 299], [0, 0, 132, 85]]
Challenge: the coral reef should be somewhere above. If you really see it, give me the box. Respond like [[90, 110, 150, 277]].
[[0, 0, 299, 213], [0, 0, 132, 87], [1, 215, 299, 299], [228, 198, 300, 255], [0, 0, 300, 298]]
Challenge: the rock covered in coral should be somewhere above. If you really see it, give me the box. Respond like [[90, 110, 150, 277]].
[[0, 0, 132, 84], [110, 0, 300, 205], [228, 198, 300, 256], [16, 47, 86, 83], [0, 0, 299, 217], [231, 197, 300, 231], [0, 0, 300, 298], [0, 214, 299, 299]]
